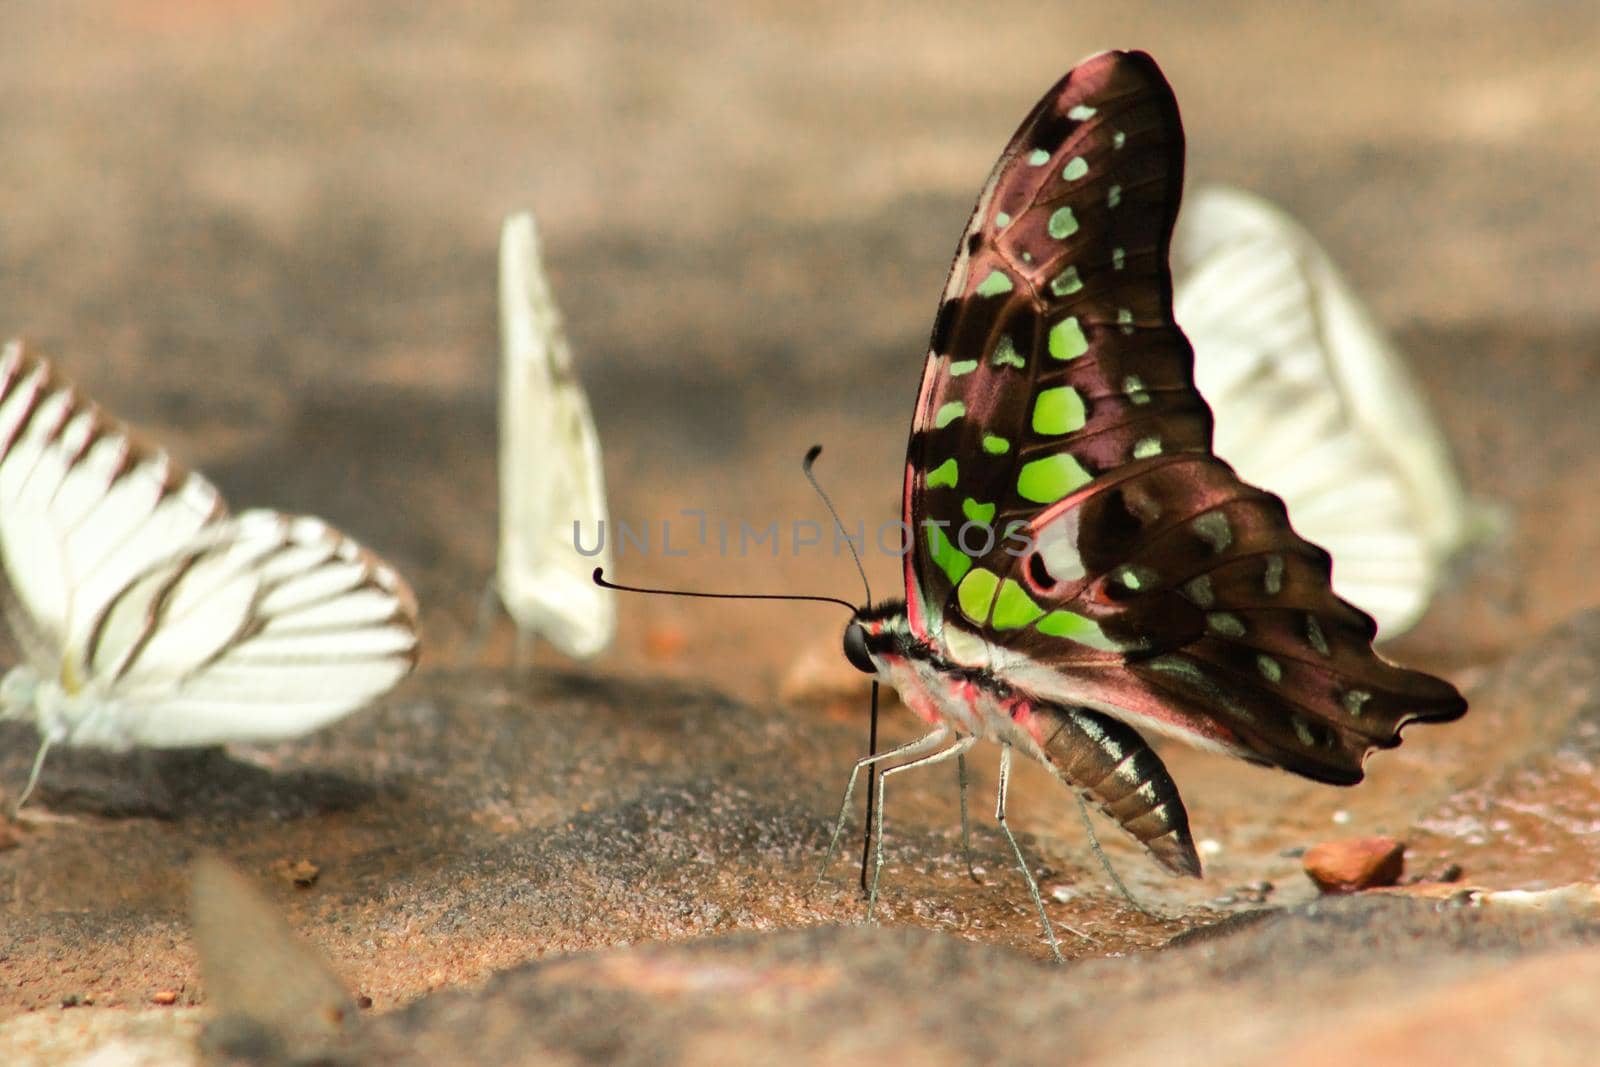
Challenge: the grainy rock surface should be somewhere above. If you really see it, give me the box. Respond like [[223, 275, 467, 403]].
[[2, 1, 1599, 1063]]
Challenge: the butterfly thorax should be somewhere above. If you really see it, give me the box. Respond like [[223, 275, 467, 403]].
[[851, 601, 1056, 756], [0, 663, 130, 749]]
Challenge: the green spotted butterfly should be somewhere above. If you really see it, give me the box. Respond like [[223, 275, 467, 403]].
[[827, 49, 1466, 949]]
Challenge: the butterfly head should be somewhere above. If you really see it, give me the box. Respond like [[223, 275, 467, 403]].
[[0, 666, 39, 719], [842, 601, 913, 676]]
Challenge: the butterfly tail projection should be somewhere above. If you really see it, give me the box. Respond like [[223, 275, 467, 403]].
[[1033, 703, 1201, 877]]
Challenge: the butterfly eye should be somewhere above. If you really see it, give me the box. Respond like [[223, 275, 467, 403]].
[[842, 620, 876, 674]]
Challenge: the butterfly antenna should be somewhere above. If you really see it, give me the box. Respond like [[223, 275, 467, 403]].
[[800, 443, 880, 894], [802, 445, 872, 607], [593, 569, 857, 613]]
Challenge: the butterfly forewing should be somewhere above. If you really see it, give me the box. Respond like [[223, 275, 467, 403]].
[[495, 212, 616, 659], [905, 52, 1208, 634], [1173, 185, 1479, 635], [903, 52, 1464, 791], [0, 341, 226, 672]]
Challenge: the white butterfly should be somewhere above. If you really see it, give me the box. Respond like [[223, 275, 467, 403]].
[[1173, 185, 1489, 636], [0, 340, 419, 807], [475, 211, 615, 661]]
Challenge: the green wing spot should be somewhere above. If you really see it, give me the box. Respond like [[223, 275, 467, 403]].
[[1257, 654, 1284, 684], [1112, 247, 1126, 270], [926, 458, 959, 489], [926, 523, 972, 586], [1017, 453, 1091, 503], [934, 401, 966, 428], [1027, 148, 1051, 166], [1263, 554, 1285, 595], [1343, 689, 1372, 717], [1306, 614, 1330, 656], [1108, 184, 1122, 208], [1113, 130, 1126, 150], [1182, 575, 1215, 608], [992, 579, 1044, 630], [1191, 512, 1233, 553], [1115, 565, 1157, 591], [1048, 317, 1089, 360], [962, 498, 996, 526], [949, 358, 979, 377], [957, 567, 1000, 624], [1067, 104, 1097, 120], [1207, 612, 1246, 637], [1049, 266, 1083, 296], [1117, 308, 1135, 334], [981, 435, 1011, 455], [975, 269, 1014, 297], [995, 211, 1012, 227], [1048, 207, 1079, 240], [1124, 375, 1150, 404], [1061, 156, 1089, 181], [1032, 386, 1086, 435], [1037, 609, 1116, 649], [1132, 437, 1162, 459], [992, 335, 1025, 369]]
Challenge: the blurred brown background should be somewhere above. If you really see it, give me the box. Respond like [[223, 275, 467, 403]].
[[4, 0, 1597, 694]]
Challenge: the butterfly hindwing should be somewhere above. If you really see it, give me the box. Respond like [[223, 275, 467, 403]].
[[85, 510, 419, 748]]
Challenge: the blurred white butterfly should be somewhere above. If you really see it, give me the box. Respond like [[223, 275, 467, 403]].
[[1173, 185, 1490, 636], [474, 211, 615, 662], [192, 855, 364, 1062], [0, 340, 419, 808]]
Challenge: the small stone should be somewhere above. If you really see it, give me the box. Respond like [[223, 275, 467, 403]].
[[1438, 863, 1465, 883], [357, 994, 374, 1010], [151, 990, 179, 1006], [272, 858, 321, 888], [1279, 845, 1307, 859], [1331, 810, 1352, 825], [1198, 838, 1223, 857], [1303, 836, 1406, 893], [1049, 885, 1078, 904]]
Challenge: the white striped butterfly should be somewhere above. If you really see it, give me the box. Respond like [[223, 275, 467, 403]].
[[474, 212, 616, 662], [823, 51, 1466, 955], [0, 340, 420, 808], [1174, 184, 1489, 636]]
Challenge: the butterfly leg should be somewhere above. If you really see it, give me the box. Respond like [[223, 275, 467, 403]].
[[867, 733, 977, 920], [13, 731, 55, 815], [463, 581, 502, 665], [994, 742, 1091, 961], [957, 753, 980, 882], [1073, 794, 1169, 921], [816, 725, 952, 890]]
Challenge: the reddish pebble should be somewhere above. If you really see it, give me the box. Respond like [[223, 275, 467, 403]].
[[1303, 836, 1406, 893], [151, 990, 179, 1006]]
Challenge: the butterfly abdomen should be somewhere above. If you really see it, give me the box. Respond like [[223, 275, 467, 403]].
[[1027, 702, 1201, 878]]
